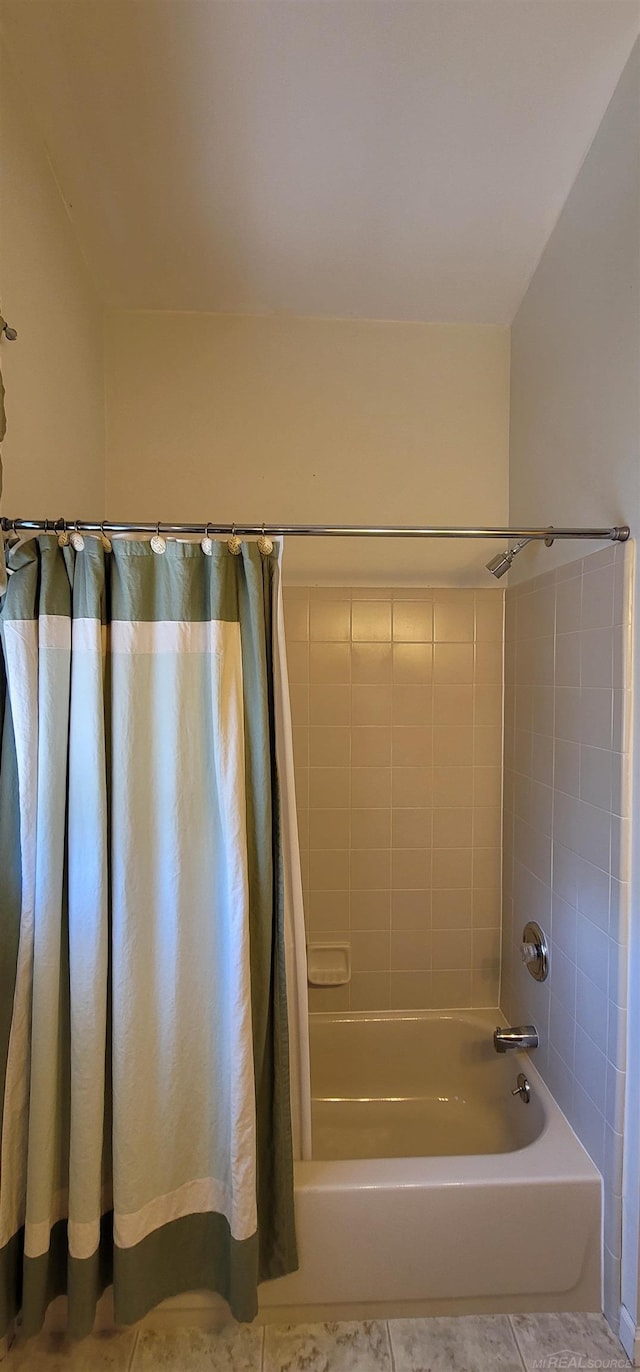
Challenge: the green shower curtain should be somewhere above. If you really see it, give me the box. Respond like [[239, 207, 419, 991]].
[[0, 534, 297, 1342]]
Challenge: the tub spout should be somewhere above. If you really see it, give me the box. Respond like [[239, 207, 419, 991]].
[[493, 1025, 539, 1054]]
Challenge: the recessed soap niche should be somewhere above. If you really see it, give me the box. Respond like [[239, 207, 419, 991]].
[[307, 943, 351, 988]]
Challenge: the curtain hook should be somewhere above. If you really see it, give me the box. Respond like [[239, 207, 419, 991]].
[[70, 520, 85, 551], [227, 523, 242, 556], [100, 521, 113, 552], [150, 520, 166, 554], [201, 521, 213, 556], [57, 517, 70, 547], [257, 523, 273, 556]]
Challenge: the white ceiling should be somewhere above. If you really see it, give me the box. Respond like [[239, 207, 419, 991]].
[[1, 1, 639, 323]]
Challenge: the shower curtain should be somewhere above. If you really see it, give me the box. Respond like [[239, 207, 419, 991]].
[[0, 533, 309, 1342]]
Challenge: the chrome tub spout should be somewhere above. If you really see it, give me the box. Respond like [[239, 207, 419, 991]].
[[493, 1025, 539, 1054]]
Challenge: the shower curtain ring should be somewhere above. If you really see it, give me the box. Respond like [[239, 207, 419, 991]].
[[227, 523, 242, 556], [70, 521, 85, 552], [100, 522, 113, 552], [257, 524, 273, 556], [201, 522, 213, 556], [150, 521, 167, 555], [57, 518, 70, 547]]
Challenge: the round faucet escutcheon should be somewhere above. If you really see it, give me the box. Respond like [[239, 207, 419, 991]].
[[512, 1072, 531, 1104]]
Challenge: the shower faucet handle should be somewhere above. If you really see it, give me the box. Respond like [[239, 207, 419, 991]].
[[521, 921, 549, 982]]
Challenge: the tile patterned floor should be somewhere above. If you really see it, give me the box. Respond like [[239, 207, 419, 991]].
[[2, 1313, 631, 1371]]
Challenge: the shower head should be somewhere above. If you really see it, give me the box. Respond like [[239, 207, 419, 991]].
[[485, 538, 531, 579]]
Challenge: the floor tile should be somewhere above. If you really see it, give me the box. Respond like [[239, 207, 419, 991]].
[[510, 1313, 629, 1370], [263, 1320, 392, 1372], [131, 1324, 263, 1370], [389, 1315, 524, 1372], [5, 1329, 137, 1370]]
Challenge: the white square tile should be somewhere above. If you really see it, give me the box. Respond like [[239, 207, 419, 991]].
[[549, 991, 576, 1071], [551, 892, 577, 961], [574, 1022, 607, 1114], [576, 912, 609, 994], [569, 1080, 605, 1171], [581, 567, 614, 630], [581, 627, 614, 688], [555, 632, 581, 687], [608, 936, 628, 1011], [576, 968, 608, 1050], [580, 689, 613, 751], [552, 844, 578, 907], [575, 801, 610, 874], [555, 576, 582, 634], [580, 746, 612, 811], [576, 857, 610, 933], [549, 942, 576, 1011]]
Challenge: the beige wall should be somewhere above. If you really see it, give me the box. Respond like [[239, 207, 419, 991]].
[[104, 312, 509, 587], [509, 40, 639, 584], [285, 584, 504, 1013], [0, 43, 105, 515], [507, 41, 640, 1345]]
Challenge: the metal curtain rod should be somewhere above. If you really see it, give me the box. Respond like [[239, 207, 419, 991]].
[[0, 518, 631, 542]]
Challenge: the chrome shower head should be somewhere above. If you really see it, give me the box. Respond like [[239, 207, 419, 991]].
[[485, 538, 531, 579], [485, 550, 513, 579]]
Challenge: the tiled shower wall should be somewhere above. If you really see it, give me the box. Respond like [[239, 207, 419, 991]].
[[283, 586, 504, 1013], [501, 543, 632, 1327]]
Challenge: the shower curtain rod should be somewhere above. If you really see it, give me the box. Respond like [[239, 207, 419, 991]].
[[0, 518, 631, 541]]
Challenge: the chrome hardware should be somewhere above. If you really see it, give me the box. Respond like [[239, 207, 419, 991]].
[[485, 538, 531, 579], [512, 1072, 531, 1104], [493, 1024, 539, 1054], [0, 518, 632, 541], [521, 921, 549, 982]]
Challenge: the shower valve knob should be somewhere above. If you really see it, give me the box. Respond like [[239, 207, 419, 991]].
[[521, 922, 549, 982], [521, 943, 538, 963]]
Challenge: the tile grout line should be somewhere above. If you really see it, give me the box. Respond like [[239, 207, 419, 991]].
[[384, 1319, 397, 1372], [507, 1315, 531, 1372], [126, 1326, 140, 1371]]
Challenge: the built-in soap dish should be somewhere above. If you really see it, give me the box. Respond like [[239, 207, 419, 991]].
[[307, 943, 351, 987]]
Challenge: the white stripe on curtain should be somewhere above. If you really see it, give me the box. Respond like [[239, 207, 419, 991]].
[[110, 620, 232, 655], [109, 617, 257, 1245]]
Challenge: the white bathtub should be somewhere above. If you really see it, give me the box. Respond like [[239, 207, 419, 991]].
[[46, 1007, 601, 1333], [259, 1008, 601, 1321]]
